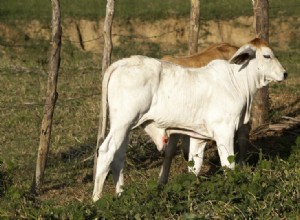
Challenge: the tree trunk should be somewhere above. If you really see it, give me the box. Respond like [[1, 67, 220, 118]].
[[94, 0, 115, 179], [188, 0, 200, 55], [32, 0, 62, 193], [251, 0, 269, 129]]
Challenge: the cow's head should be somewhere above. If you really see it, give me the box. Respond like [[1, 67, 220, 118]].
[[229, 38, 288, 86]]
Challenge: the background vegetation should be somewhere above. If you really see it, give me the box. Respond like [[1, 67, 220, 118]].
[[0, 0, 299, 219], [1, 0, 300, 22]]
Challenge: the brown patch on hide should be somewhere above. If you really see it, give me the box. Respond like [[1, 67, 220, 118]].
[[249, 38, 269, 48]]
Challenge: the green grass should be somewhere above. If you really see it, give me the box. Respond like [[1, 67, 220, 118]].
[[0, 0, 299, 23], [1, 139, 299, 218], [94, 146, 300, 219]]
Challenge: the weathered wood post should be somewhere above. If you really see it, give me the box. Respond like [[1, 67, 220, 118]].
[[94, 0, 115, 178], [100, 0, 115, 77], [251, 0, 269, 129], [188, 0, 200, 55], [33, 0, 62, 192]]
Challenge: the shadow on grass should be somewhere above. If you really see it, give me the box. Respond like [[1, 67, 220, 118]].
[[247, 123, 300, 165], [271, 96, 300, 118], [38, 142, 95, 192], [39, 120, 299, 195]]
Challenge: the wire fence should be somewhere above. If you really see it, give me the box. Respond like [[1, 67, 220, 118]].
[[1, 4, 300, 48], [0, 4, 299, 114]]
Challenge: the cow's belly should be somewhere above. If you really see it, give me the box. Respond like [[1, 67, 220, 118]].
[[136, 105, 214, 140], [136, 97, 244, 141], [166, 126, 213, 140]]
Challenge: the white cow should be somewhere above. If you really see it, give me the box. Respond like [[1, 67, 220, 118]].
[[159, 43, 240, 185], [93, 38, 287, 201]]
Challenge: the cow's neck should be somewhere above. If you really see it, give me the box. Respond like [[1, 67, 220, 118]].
[[232, 60, 266, 124], [233, 60, 267, 97]]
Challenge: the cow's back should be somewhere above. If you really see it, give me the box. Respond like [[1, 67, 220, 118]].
[[106, 56, 163, 126], [107, 55, 162, 90], [162, 43, 238, 67]]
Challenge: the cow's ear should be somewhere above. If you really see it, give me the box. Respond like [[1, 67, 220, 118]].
[[230, 47, 256, 65]]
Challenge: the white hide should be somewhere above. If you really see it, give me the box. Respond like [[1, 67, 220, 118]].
[[93, 39, 287, 201]]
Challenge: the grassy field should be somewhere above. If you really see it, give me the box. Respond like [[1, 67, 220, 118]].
[[0, 0, 299, 22], [0, 0, 299, 219]]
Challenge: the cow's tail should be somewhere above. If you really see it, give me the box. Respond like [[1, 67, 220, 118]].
[[96, 63, 119, 147], [94, 62, 120, 180]]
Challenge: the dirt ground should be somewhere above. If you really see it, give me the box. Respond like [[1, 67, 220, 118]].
[[1, 16, 299, 55]]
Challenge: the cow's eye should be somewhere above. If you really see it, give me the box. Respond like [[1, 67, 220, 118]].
[[263, 55, 271, 59]]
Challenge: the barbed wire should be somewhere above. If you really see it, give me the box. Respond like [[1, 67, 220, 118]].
[[0, 4, 299, 113], [269, 4, 300, 9], [0, 92, 101, 113], [1, 16, 299, 48], [59, 29, 180, 45], [0, 11, 299, 48]]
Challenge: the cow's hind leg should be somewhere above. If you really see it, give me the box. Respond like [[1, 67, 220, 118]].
[[111, 131, 129, 195], [92, 127, 130, 202]]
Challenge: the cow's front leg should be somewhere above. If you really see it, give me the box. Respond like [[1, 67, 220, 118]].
[[188, 138, 206, 176], [214, 125, 235, 169], [235, 123, 250, 165], [181, 135, 190, 161]]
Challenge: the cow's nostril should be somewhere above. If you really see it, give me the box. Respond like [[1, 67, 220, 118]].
[[284, 72, 288, 79]]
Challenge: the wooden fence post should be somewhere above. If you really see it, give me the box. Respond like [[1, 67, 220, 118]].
[[32, 0, 62, 192], [188, 0, 200, 55], [94, 0, 115, 178], [251, 0, 269, 129], [101, 0, 115, 76]]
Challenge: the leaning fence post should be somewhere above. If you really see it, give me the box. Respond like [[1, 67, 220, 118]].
[[32, 0, 62, 193], [94, 0, 115, 179]]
